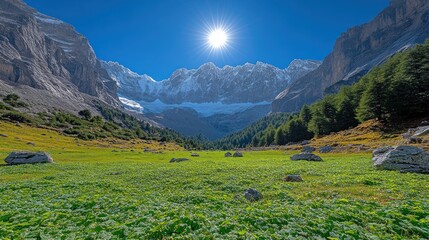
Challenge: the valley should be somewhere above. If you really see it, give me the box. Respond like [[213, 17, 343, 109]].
[[0, 0, 429, 239], [0, 121, 428, 239]]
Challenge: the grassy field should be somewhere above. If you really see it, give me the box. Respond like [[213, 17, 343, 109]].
[[0, 122, 428, 239]]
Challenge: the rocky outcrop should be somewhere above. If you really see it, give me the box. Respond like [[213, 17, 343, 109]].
[[0, 0, 118, 112], [273, 0, 429, 112], [372, 146, 429, 173], [290, 153, 323, 162], [5, 151, 53, 165]]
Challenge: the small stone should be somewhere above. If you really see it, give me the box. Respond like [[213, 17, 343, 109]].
[[408, 136, 423, 144], [233, 152, 243, 157], [302, 146, 316, 153], [301, 140, 310, 145], [290, 153, 323, 161], [0, 134, 8, 137], [319, 146, 334, 153], [169, 158, 189, 163], [283, 175, 303, 182], [224, 152, 233, 157], [27, 142, 36, 146], [191, 153, 200, 157], [244, 188, 262, 202]]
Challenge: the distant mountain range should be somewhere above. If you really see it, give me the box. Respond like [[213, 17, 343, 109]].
[[101, 60, 320, 139]]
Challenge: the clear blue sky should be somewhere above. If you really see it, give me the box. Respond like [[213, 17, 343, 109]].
[[25, 0, 389, 80]]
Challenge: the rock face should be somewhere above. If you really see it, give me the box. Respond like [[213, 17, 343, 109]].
[[273, 0, 429, 112], [244, 188, 263, 202], [290, 153, 323, 162], [372, 146, 429, 173], [0, 0, 118, 112], [5, 151, 53, 165]]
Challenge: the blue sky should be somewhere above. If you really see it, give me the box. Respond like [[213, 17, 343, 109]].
[[26, 0, 389, 80]]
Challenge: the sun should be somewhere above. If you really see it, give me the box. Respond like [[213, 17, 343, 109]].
[[208, 28, 228, 49]]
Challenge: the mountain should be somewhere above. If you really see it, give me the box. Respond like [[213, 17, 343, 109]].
[[0, 0, 118, 113], [101, 60, 320, 139], [272, 0, 429, 112]]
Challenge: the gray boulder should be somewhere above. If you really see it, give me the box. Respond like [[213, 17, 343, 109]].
[[5, 151, 54, 165], [408, 137, 423, 144], [301, 140, 310, 145], [290, 153, 322, 161], [372, 146, 429, 173], [169, 158, 189, 163], [191, 153, 200, 157], [283, 175, 303, 182], [414, 126, 429, 136], [319, 146, 334, 153], [244, 188, 262, 202], [302, 146, 316, 153], [0, 134, 7, 137], [225, 152, 233, 157], [233, 152, 243, 157]]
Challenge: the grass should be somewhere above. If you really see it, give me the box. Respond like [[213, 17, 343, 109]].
[[0, 122, 428, 239]]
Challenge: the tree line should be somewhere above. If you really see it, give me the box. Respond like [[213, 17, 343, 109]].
[[215, 41, 429, 149]]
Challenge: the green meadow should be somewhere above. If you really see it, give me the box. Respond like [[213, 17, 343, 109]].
[[0, 123, 428, 239]]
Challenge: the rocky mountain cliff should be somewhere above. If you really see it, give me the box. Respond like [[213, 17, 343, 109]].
[[0, 0, 118, 112], [272, 0, 429, 112]]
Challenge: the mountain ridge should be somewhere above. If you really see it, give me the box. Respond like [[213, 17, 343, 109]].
[[272, 0, 429, 112]]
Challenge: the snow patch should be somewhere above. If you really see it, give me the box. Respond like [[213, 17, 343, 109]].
[[119, 97, 144, 113], [34, 13, 63, 25]]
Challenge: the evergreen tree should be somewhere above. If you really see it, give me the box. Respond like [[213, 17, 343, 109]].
[[299, 104, 312, 125]]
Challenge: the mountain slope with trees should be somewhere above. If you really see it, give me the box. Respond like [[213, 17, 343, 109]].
[[217, 41, 429, 149]]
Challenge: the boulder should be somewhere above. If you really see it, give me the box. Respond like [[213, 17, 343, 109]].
[[301, 140, 310, 145], [233, 152, 243, 157], [290, 153, 322, 161], [302, 146, 316, 153], [191, 153, 200, 157], [169, 158, 189, 163], [244, 188, 262, 202], [372, 146, 429, 173], [0, 134, 7, 137], [408, 137, 423, 144], [5, 151, 53, 165], [224, 152, 233, 157], [319, 146, 334, 153], [283, 175, 303, 182]]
